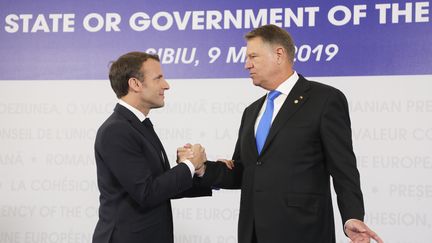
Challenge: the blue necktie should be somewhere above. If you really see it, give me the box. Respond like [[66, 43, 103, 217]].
[[256, 90, 282, 155]]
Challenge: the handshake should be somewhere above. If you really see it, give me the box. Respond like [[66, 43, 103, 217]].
[[176, 144, 234, 175]]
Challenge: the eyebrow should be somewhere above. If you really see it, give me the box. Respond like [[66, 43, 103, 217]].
[[153, 74, 163, 80]]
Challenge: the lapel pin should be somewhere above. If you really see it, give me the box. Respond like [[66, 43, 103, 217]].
[[294, 100, 299, 104], [299, 96, 303, 99]]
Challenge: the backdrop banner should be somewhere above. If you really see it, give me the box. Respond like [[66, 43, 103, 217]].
[[0, 0, 431, 80]]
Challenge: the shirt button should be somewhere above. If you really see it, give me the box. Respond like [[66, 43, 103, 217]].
[[256, 161, 262, 165]]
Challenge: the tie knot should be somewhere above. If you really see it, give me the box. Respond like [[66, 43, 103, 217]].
[[268, 90, 282, 101], [142, 118, 153, 127]]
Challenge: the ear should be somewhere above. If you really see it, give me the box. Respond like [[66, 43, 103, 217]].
[[275, 47, 285, 64], [128, 77, 141, 93]]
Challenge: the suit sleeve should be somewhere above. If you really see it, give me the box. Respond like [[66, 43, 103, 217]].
[[173, 175, 212, 198], [96, 122, 193, 208], [319, 88, 365, 226], [199, 109, 247, 189]]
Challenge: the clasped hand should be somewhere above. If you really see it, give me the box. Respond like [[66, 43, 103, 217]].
[[177, 144, 234, 176], [176, 143, 206, 170]]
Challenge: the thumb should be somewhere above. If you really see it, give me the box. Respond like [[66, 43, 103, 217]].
[[347, 222, 367, 233]]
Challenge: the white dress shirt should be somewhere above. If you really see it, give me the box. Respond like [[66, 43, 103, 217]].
[[254, 71, 299, 134], [118, 99, 195, 177]]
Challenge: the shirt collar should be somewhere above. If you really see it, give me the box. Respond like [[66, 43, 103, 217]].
[[118, 99, 147, 122], [273, 71, 299, 96]]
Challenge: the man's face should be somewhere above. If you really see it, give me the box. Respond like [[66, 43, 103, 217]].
[[138, 59, 170, 111], [244, 37, 279, 90]]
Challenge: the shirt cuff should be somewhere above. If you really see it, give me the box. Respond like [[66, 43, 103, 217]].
[[180, 160, 195, 177]]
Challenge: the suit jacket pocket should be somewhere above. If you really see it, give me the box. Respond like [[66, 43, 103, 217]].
[[131, 218, 162, 232], [283, 193, 322, 213]]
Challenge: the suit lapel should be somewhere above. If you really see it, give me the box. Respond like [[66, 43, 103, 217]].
[[114, 104, 169, 170], [244, 96, 266, 158], [259, 76, 311, 156], [160, 146, 170, 170], [141, 125, 170, 170]]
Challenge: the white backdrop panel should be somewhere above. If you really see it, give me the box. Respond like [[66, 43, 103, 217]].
[[0, 75, 431, 242]]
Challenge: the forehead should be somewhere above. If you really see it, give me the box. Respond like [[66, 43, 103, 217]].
[[140, 59, 162, 75], [246, 37, 270, 53]]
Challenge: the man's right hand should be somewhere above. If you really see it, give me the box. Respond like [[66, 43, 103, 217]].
[[190, 144, 207, 169], [177, 143, 194, 163]]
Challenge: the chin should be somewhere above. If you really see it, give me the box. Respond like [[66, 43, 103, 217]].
[[152, 103, 164, 109], [252, 79, 261, 87]]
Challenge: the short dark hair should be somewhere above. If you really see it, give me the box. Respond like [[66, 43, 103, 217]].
[[245, 24, 295, 63], [109, 52, 160, 98]]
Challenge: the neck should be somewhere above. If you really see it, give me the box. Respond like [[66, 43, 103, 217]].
[[268, 69, 294, 90], [120, 96, 150, 116]]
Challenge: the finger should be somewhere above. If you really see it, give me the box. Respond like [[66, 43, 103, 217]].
[[353, 232, 372, 243], [177, 147, 190, 152], [184, 143, 192, 148], [353, 239, 368, 243], [193, 143, 201, 148], [178, 150, 194, 158], [225, 160, 234, 169], [351, 236, 365, 243], [229, 160, 235, 168], [225, 161, 233, 169], [347, 220, 368, 233], [368, 231, 383, 243], [177, 149, 192, 155], [358, 222, 382, 243], [218, 159, 234, 169]]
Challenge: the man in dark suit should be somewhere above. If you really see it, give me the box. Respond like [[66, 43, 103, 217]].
[[92, 52, 211, 243], [195, 25, 383, 243]]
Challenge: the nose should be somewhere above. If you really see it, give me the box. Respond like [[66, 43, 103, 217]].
[[162, 79, 170, 90], [244, 58, 252, 70]]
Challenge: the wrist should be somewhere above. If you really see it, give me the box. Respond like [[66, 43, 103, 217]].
[[195, 164, 206, 177], [180, 160, 195, 177]]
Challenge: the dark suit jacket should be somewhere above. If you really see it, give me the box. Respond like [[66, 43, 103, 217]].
[[92, 104, 211, 243], [202, 75, 364, 243]]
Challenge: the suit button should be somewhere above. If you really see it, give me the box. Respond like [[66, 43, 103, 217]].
[[256, 161, 262, 165]]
